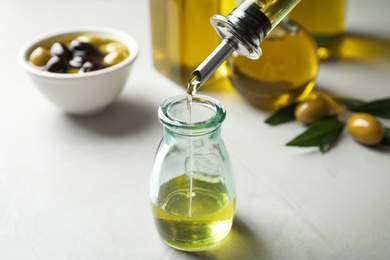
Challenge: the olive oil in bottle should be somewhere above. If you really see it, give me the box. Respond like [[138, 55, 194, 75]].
[[149, 0, 236, 89], [289, 0, 347, 59], [185, 0, 302, 95], [152, 173, 235, 251], [228, 19, 319, 110]]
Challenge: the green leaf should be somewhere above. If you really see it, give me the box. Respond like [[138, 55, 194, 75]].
[[381, 127, 390, 146], [286, 117, 345, 153], [264, 102, 298, 125], [348, 98, 390, 119], [335, 97, 366, 109]]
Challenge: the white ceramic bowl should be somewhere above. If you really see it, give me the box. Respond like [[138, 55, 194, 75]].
[[19, 27, 139, 116]]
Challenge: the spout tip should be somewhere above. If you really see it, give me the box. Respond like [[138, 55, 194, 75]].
[[187, 71, 202, 96]]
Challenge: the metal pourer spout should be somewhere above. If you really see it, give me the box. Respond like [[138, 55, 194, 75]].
[[187, 40, 235, 95], [187, 0, 272, 94]]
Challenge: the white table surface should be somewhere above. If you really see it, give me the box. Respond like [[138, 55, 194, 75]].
[[1, 0, 390, 259]]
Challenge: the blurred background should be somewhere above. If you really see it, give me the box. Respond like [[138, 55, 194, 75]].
[[1, 0, 390, 259]]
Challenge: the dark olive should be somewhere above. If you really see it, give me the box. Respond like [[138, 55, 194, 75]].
[[69, 55, 94, 68], [50, 42, 72, 61], [45, 55, 68, 73], [79, 61, 105, 73], [69, 40, 100, 56]]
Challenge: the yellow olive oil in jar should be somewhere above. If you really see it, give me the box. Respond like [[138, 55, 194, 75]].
[[151, 95, 236, 252], [152, 173, 235, 251], [289, 0, 347, 59], [228, 19, 319, 110], [149, 0, 236, 89]]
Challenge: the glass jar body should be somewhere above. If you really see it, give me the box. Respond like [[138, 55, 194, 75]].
[[289, 0, 347, 60], [228, 19, 319, 111], [150, 95, 236, 252], [149, 0, 236, 90]]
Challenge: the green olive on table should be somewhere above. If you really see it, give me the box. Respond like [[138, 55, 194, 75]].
[[347, 113, 384, 145], [28, 47, 52, 66], [295, 96, 331, 124]]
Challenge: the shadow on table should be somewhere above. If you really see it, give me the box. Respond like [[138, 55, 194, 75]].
[[63, 96, 157, 137], [184, 217, 266, 260]]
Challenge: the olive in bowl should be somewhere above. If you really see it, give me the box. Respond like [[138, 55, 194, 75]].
[[18, 27, 139, 116]]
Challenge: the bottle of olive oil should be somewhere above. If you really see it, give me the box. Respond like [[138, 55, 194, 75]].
[[289, 0, 347, 59], [228, 19, 319, 110], [185, 0, 302, 96], [149, 0, 237, 90]]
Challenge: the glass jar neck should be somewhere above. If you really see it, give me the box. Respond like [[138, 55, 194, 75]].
[[158, 94, 226, 137]]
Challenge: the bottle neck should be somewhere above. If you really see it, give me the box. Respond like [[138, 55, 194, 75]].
[[162, 126, 222, 146], [158, 94, 226, 138], [211, 1, 272, 59], [212, 0, 302, 58]]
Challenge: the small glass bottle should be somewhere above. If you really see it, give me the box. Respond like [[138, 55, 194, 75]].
[[227, 19, 319, 110], [150, 94, 236, 252], [149, 0, 237, 89], [289, 0, 347, 60]]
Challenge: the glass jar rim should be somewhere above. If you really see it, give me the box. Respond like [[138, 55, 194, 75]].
[[158, 94, 226, 134]]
